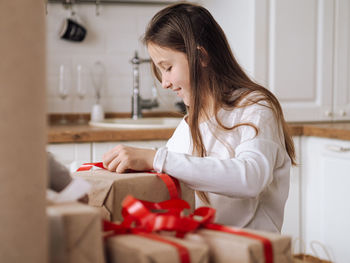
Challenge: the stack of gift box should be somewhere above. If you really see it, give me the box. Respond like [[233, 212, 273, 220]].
[[47, 163, 293, 263]]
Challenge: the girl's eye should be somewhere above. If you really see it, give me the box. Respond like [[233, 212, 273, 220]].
[[166, 66, 172, 72]]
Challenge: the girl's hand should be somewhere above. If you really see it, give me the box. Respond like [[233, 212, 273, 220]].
[[102, 144, 156, 173]]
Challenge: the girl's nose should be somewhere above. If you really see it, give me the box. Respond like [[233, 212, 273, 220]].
[[162, 79, 172, 89]]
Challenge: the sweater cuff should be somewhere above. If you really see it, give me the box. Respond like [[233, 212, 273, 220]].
[[153, 146, 168, 173]]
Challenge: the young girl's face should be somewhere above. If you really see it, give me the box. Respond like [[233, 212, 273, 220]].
[[147, 43, 191, 106]]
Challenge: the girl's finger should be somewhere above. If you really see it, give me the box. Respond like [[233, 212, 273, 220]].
[[116, 160, 129, 173], [103, 148, 120, 168], [107, 156, 122, 172]]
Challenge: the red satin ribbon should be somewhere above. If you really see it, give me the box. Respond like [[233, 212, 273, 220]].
[[154, 172, 181, 200], [203, 223, 273, 263], [76, 162, 105, 171], [76, 162, 181, 200], [103, 222, 190, 263], [103, 212, 191, 263]]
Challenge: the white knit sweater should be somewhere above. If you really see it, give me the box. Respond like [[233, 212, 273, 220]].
[[153, 102, 291, 232]]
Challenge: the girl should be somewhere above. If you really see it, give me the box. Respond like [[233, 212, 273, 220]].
[[103, 3, 296, 232]]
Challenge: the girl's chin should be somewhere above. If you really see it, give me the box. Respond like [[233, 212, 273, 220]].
[[183, 99, 190, 106]]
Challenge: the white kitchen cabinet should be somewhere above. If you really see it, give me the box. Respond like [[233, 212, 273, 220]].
[[333, 0, 350, 121], [260, 0, 350, 121], [92, 140, 167, 162], [281, 136, 302, 252], [47, 141, 167, 171], [301, 136, 350, 262], [47, 143, 91, 173], [254, 0, 336, 122], [256, 0, 350, 121], [203, 0, 350, 122]]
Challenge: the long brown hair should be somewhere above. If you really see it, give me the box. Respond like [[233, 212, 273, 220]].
[[143, 3, 296, 204]]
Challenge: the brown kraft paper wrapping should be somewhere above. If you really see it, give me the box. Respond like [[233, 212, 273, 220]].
[[47, 202, 105, 263], [73, 169, 195, 221], [0, 1, 47, 262], [186, 227, 292, 263], [105, 233, 209, 263]]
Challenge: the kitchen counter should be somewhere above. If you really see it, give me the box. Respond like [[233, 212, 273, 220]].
[[48, 121, 350, 143], [300, 122, 350, 141], [48, 125, 176, 143]]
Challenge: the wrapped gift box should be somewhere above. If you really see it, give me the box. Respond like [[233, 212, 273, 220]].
[[47, 202, 105, 263], [73, 169, 195, 221], [105, 233, 209, 263], [186, 227, 292, 263]]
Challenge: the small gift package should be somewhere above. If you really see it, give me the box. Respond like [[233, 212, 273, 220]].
[[47, 202, 105, 263], [105, 233, 209, 263], [101, 194, 208, 263], [73, 165, 195, 221], [186, 226, 293, 263]]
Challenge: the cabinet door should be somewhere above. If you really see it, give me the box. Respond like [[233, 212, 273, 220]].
[[281, 136, 301, 252], [333, 0, 350, 120], [47, 143, 91, 173], [92, 141, 167, 162], [301, 136, 350, 262], [254, 0, 334, 122]]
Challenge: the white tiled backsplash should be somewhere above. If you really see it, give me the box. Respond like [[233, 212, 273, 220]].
[[46, 3, 179, 114]]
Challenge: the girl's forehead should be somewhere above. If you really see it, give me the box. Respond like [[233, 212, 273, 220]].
[[147, 43, 186, 64], [147, 43, 172, 58]]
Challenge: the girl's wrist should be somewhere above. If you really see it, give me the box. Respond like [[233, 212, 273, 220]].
[[147, 149, 157, 170]]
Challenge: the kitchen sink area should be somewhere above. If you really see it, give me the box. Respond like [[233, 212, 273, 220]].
[[89, 117, 182, 129]]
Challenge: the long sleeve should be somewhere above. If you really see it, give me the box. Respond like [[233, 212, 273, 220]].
[[153, 103, 290, 199], [154, 138, 286, 198]]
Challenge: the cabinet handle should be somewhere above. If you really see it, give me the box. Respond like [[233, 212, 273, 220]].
[[339, 110, 347, 116], [324, 110, 333, 117], [326, 145, 350, 152]]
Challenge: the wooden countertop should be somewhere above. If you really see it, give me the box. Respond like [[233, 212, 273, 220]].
[[48, 125, 176, 143], [300, 122, 350, 141], [48, 121, 350, 143]]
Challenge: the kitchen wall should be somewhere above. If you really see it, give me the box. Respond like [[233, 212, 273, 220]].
[[46, 3, 177, 114], [46, 1, 254, 114]]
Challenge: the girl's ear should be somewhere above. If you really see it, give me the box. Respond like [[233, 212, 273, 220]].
[[197, 46, 210, 67]]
